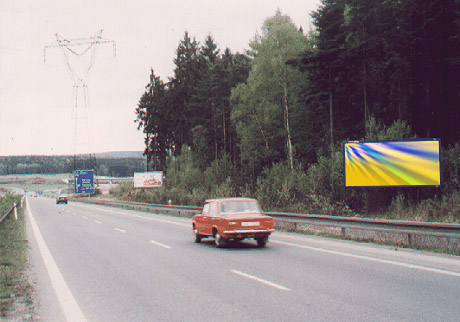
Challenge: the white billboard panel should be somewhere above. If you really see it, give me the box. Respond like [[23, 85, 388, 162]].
[[134, 171, 163, 188]]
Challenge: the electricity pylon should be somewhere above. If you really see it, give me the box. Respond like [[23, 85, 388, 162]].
[[44, 30, 116, 171]]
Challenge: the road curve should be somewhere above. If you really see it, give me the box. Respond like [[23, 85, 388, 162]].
[[26, 197, 460, 322]]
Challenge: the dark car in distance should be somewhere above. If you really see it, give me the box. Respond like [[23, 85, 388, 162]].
[[56, 195, 68, 204]]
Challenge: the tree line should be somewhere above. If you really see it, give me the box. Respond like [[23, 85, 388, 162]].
[[0, 156, 144, 177], [135, 1, 460, 219]]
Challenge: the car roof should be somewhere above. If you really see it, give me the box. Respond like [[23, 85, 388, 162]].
[[204, 197, 257, 203]]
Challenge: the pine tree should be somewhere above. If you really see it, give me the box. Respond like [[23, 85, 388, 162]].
[[135, 69, 170, 170], [170, 31, 205, 154]]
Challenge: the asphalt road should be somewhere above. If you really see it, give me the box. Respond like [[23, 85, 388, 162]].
[[25, 197, 460, 322]]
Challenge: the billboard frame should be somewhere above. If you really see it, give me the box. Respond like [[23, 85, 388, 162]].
[[343, 138, 442, 188]]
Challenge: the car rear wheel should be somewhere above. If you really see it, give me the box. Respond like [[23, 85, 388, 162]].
[[214, 232, 226, 248], [256, 236, 268, 247], [194, 227, 202, 243]]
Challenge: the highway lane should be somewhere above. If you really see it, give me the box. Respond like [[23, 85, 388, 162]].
[[26, 197, 460, 322]]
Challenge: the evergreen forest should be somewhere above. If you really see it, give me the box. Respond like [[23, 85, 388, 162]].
[[133, 0, 460, 221]]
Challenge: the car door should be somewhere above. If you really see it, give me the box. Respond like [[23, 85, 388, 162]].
[[197, 202, 211, 235], [205, 201, 218, 235]]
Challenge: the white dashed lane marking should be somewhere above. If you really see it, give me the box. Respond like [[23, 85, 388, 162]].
[[150, 240, 171, 249], [231, 269, 290, 291]]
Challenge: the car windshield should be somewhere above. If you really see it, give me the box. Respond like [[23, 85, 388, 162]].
[[220, 200, 261, 214]]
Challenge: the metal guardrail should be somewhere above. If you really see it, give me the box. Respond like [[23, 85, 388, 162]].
[[265, 211, 460, 231], [76, 198, 460, 253], [79, 198, 201, 214], [0, 205, 15, 224], [0, 196, 24, 224], [80, 198, 460, 231], [266, 212, 460, 253]]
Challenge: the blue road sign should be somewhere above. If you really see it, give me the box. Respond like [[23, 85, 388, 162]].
[[74, 170, 95, 195]]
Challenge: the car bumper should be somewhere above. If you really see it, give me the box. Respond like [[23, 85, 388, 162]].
[[222, 229, 274, 239]]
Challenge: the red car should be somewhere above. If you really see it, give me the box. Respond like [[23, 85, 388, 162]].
[[56, 195, 68, 204], [192, 198, 275, 248]]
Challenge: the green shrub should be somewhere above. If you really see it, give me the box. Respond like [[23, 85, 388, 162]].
[[365, 117, 413, 141], [209, 177, 238, 199], [306, 149, 346, 205], [388, 193, 407, 216], [109, 181, 133, 198], [442, 143, 460, 193], [304, 193, 354, 217], [255, 161, 309, 212], [203, 154, 238, 193], [384, 191, 460, 223]]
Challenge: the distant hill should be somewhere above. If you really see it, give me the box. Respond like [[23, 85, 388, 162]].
[[95, 151, 144, 159]]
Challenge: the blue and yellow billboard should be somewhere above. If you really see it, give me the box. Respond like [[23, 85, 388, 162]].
[[343, 139, 441, 187]]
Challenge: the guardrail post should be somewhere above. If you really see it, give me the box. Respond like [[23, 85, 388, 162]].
[[407, 233, 413, 248], [341, 227, 346, 239], [14, 203, 17, 221]]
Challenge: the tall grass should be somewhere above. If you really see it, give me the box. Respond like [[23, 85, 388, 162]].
[[0, 194, 33, 318]]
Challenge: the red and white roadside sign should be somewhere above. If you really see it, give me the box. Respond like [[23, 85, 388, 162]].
[[134, 172, 163, 188]]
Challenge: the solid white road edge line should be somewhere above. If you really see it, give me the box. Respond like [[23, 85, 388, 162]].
[[231, 269, 290, 291], [150, 240, 171, 249], [26, 198, 88, 322], [271, 240, 460, 278]]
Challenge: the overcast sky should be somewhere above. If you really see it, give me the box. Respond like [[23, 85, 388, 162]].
[[0, 0, 321, 156]]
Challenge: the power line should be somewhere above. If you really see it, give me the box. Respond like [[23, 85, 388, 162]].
[[44, 30, 116, 174]]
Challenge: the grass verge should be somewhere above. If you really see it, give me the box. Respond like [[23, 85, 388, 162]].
[[0, 194, 34, 319]]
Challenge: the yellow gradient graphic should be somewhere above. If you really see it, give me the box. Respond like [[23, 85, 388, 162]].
[[344, 140, 441, 187]]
